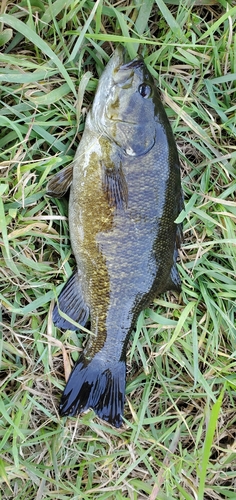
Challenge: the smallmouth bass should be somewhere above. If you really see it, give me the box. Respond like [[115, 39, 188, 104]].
[[47, 48, 183, 428]]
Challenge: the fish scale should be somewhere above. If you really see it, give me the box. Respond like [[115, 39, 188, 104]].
[[47, 48, 183, 427]]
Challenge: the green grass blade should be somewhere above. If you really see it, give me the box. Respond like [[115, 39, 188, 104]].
[[197, 387, 225, 500], [68, 0, 103, 62], [0, 13, 76, 96]]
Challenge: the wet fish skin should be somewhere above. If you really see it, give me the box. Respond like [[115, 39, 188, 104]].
[[48, 49, 183, 428]]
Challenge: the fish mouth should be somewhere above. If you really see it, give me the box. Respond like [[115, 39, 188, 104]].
[[104, 50, 144, 121], [115, 50, 144, 73], [112, 53, 144, 87], [111, 47, 144, 71], [119, 57, 144, 71]]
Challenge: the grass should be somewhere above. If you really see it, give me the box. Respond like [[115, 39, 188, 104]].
[[0, 0, 236, 498]]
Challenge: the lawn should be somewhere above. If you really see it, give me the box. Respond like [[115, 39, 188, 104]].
[[0, 0, 236, 499]]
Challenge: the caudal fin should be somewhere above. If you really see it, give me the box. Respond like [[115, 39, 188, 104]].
[[59, 353, 126, 428]]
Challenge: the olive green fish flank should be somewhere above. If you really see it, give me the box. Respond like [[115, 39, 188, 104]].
[[48, 48, 183, 427]]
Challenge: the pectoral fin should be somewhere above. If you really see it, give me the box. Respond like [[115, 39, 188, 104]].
[[176, 222, 183, 249], [176, 190, 184, 248], [53, 270, 89, 330], [167, 263, 181, 292], [47, 163, 73, 198], [102, 162, 128, 209], [164, 191, 184, 293]]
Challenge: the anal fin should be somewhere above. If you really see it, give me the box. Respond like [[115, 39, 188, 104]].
[[53, 270, 89, 330]]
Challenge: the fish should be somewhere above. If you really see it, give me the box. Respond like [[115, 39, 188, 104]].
[[47, 48, 184, 428]]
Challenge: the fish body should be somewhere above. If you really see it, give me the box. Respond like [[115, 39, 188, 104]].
[[48, 49, 183, 427]]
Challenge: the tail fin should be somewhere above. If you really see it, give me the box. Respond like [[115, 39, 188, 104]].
[[59, 353, 126, 428]]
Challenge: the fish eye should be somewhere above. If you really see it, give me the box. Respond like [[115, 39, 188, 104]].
[[138, 83, 152, 98]]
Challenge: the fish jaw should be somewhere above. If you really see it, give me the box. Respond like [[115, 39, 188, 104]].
[[91, 48, 125, 112]]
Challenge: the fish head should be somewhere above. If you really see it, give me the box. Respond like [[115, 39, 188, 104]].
[[91, 48, 157, 157]]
